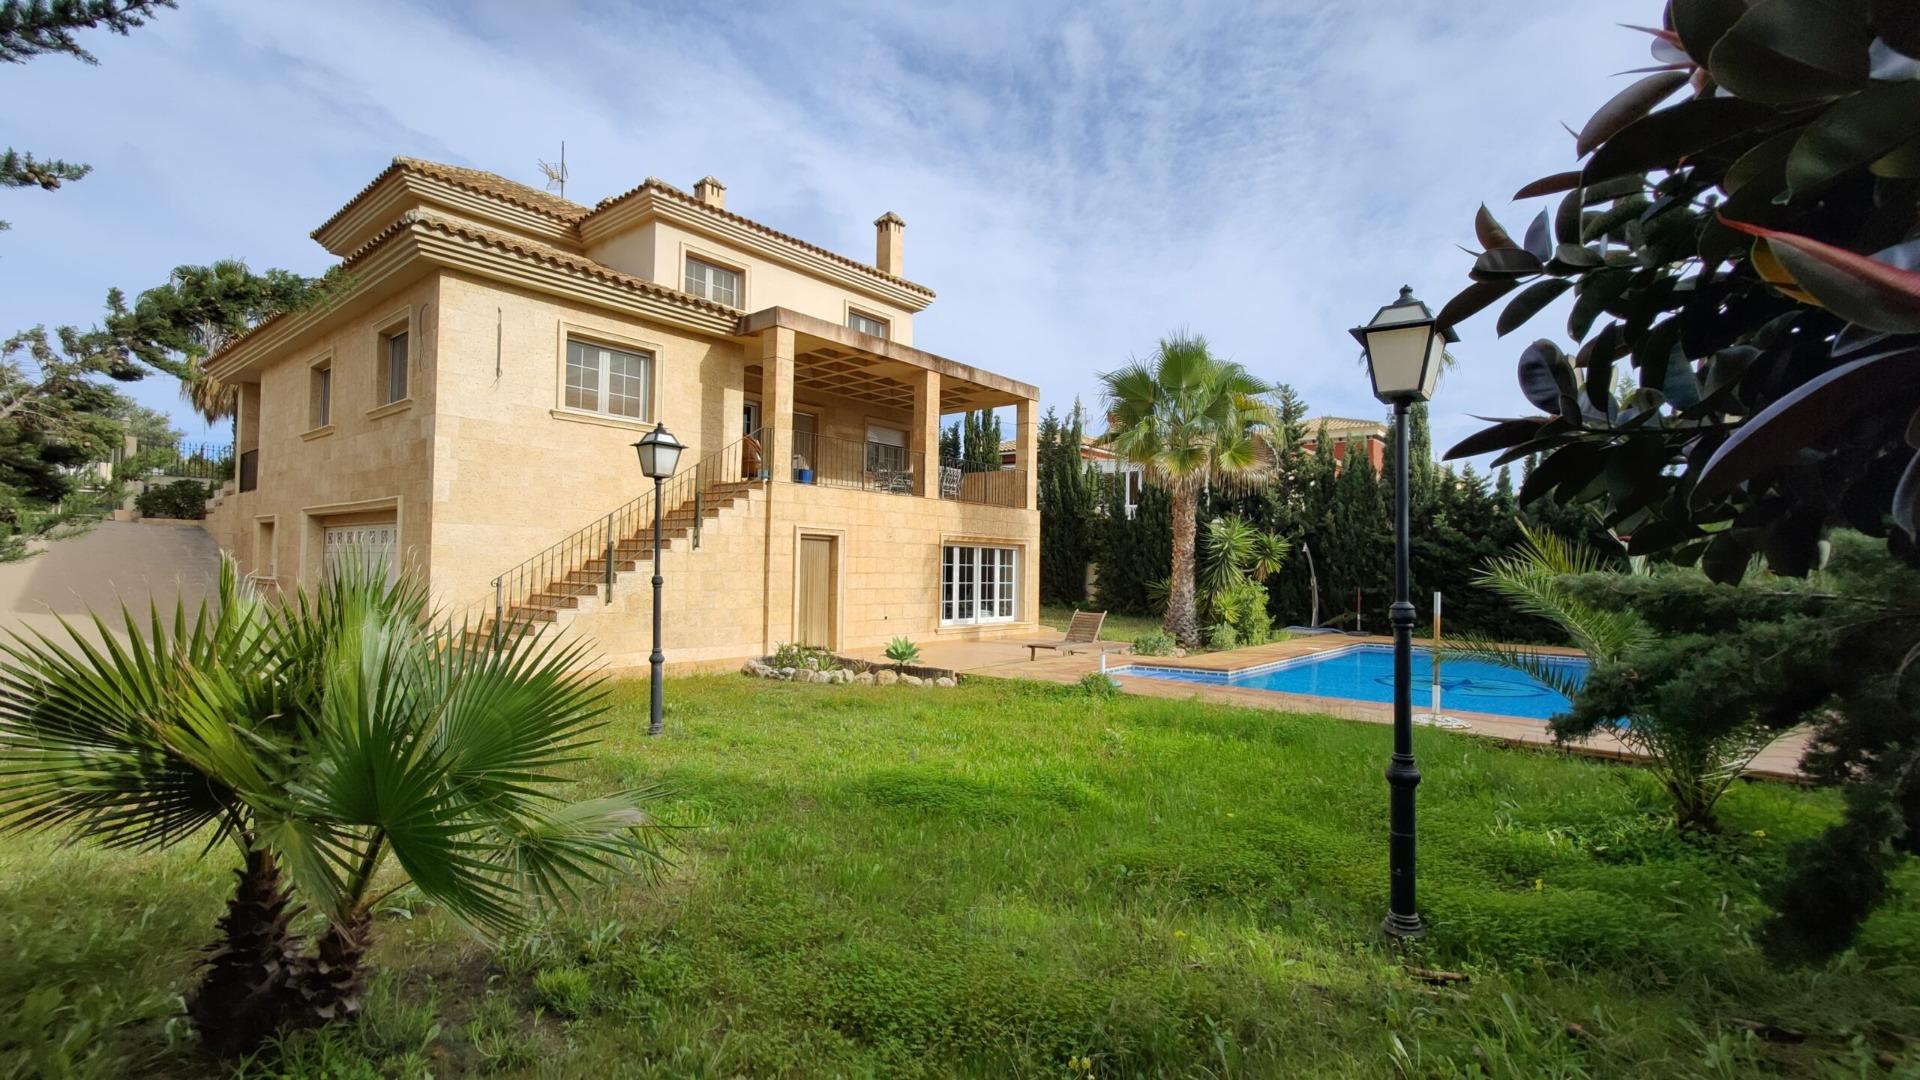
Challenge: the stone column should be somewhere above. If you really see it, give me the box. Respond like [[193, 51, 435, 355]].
[[761, 327, 797, 652], [911, 369, 941, 498], [1015, 397, 1039, 511]]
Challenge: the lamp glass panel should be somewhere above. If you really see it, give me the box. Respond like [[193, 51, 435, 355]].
[[1363, 324, 1432, 398]]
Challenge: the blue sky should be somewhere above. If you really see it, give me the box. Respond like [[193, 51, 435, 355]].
[[1, 0, 1646, 462]]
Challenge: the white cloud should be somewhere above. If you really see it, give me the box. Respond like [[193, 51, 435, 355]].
[[0, 0, 1649, 464]]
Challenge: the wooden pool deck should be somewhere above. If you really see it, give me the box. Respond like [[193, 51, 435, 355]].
[[874, 632, 1809, 782]]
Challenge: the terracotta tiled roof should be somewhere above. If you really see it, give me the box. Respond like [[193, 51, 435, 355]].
[[312, 156, 590, 241], [589, 176, 935, 298], [1306, 415, 1388, 436], [208, 210, 735, 372]]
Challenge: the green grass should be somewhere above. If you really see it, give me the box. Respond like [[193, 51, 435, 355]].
[[1039, 603, 1165, 643], [3, 676, 1918, 1077]]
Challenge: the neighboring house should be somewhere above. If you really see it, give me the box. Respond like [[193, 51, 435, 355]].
[[200, 158, 1040, 667], [1302, 416, 1387, 473]]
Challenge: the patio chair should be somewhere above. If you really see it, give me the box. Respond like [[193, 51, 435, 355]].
[[940, 466, 962, 499], [1023, 609, 1130, 661]]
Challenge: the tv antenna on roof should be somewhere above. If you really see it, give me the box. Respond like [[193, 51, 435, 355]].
[[537, 141, 568, 199]]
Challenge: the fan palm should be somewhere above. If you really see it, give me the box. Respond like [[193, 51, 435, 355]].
[[1100, 333, 1278, 646], [0, 557, 667, 1055]]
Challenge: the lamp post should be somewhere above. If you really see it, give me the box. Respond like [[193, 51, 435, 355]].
[[632, 424, 685, 736], [1350, 285, 1457, 940]]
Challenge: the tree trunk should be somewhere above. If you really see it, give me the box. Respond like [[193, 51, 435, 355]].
[[1166, 483, 1200, 647], [293, 910, 373, 1027], [189, 846, 307, 1057]]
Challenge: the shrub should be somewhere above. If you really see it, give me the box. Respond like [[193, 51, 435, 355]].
[[1131, 629, 1176, 657], [770, 642, 837, 672], [532, 966, 594, 1018], [1075, 671, 1120, 698], [883, 637, 921, 664], [133, 479, 207, 520], [1204, 623, 1238, 650]]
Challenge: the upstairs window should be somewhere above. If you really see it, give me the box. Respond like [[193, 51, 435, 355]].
[[565, 338, 652, 420], [848, 310, 889, 338], [380, 330, 409, 405], [684, 256, 741, 307], [309, 361, 332, 428]]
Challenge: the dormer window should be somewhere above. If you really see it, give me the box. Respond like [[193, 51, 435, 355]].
[[684, 256, 741, 308], [848, 310, 890, 339]]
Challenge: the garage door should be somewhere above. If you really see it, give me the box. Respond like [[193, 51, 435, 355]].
[[322, 523, 397, 584]]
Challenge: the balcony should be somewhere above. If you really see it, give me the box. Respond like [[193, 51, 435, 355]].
[[790, 431, 1026, 508]]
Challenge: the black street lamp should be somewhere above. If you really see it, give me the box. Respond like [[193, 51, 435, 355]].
[[632, 424, 685, 737], [1350, 285, 1457, 940]]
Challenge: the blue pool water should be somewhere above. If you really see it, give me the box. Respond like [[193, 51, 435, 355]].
[[1114, 644, 1588, 721]]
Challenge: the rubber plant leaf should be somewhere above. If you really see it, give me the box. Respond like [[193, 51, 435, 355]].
[[1497, 279, 1572, 338], [1692, 347, 1920, 505], [1576, 70, 1690, 156], [1723, 218, 1920, 332], [1707, 0, 1872, 103], [1444, 417, 1553, 460], [1786, 79, 1920, 195]]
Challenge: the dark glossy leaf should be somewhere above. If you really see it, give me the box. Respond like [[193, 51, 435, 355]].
[[1893, 452, 1920, 539], [1517, 339, 1570, 414], [1708, 0, 1873, 103], [1497, 279, 1572, 338], [1522, 210, 1552, 262], [1519, 443, 1606, 506], [1583, 98, 1776, 184], [1724, 127, 1799, 195], [1671, 0, 1751, 62], [1552, 243, 1605, 270], [1763, 510, 1826, 576], [1586, 343, 1616, 414], [1662, 350, 1702, 411], [1876, 0, 1920, 59], [1577, 70, 1691, 156], [1724, 218, 1920, 332], [1873, 134, 1920, 178], [1700, 532, 1751, 584], [1634, 318, 1684, 396], [1583, 197, 1654, 243], [1475, 204, 1518, 251], [1787, 79, 1920, 195], [1625, 518, 1697, 555], [1581, 176, 1648, 205], [1514, 171, 1583, 199], [1471, 246, 1547, 281], [1436, 279, 1520, 332], [1568, 270, 1634, 340], [1445, 417, 1551, 459], [1693, 347, 1920, 504], [1554, 188, 1584, 248]]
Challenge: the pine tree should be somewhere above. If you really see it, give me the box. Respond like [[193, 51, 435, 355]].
[[1, 1, 172, 230], [1324, 441, 1389, 630], [1037, 403, 1097, 605], [939, 422, 961, 469]]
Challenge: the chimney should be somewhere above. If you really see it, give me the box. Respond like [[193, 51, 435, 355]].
[[693, 176, 726, 209], [874, 211, 905, 276]]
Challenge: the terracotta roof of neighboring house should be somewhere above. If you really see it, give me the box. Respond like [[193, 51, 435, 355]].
[[312, 157, 591, 240], [591, 176, 935, 298], [1305, 415, 1388, 437], [206, 210, 736, 372]]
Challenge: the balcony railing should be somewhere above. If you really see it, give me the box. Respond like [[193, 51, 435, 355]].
[[785, 430, 1027, 508], [112, 439, 235, 483]]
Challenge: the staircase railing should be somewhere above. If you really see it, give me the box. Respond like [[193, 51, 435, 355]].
[[479, 427, 768, 642]]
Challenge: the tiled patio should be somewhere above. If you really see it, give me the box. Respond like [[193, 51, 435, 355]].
[[871, 630, 1809, 782]]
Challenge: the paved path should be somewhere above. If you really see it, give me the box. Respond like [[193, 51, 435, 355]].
[[0, 521, 220, 645]]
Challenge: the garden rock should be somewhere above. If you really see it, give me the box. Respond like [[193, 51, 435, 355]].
[[935, 677, 956, 688], [876, 670, 898, 686], [900, 675, 924, 686], [854, 671, 875, 685], [778, 667, 796, 681]]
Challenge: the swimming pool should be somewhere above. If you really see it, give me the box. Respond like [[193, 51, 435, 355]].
[[1112, 644, 1588, 721]]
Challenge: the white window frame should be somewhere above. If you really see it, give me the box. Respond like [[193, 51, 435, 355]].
[[847, 308, 890, 339], [562, 335, 655, 422], [941, 543, 1018, 626], [683, 255, 743, 308]]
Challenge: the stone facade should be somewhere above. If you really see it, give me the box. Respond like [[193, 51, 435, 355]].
[[200, 158, 1041, 669]]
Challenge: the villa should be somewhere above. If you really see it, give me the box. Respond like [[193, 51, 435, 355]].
[[199, 158, 1042, 667]]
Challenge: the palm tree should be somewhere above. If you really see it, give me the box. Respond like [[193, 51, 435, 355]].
[[0, 558, 668, 1055], [1100, 333, 1278, 646]]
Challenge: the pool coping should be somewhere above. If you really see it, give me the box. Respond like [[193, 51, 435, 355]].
[[1112, 640, 1589, 691]]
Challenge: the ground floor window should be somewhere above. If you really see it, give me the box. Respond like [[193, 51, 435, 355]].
[[323, 523, 397, 584], [942, 544, 1016, 625]]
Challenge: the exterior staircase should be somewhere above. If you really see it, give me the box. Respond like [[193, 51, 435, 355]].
[[467, 429, 768, 650]]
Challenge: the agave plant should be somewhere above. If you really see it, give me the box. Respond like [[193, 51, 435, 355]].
[[0, 557, 667, 1055]]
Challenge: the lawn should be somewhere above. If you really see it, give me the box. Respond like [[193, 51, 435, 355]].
[[3, 675, 1917, 1078]]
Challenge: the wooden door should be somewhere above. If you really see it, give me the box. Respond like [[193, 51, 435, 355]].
[[797, 535, 836, 648]]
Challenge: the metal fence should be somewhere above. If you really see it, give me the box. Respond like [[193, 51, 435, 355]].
[[113, 440, 235, 483], [792, 431, 922, 495]]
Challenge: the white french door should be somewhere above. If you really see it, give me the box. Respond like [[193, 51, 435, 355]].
[[941, 544, 1016, 625]]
